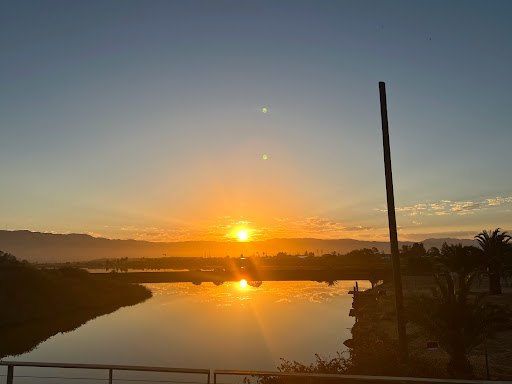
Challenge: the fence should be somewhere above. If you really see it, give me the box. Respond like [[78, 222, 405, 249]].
[[0, 361, 210, 384], [2, 362, 512, 384]]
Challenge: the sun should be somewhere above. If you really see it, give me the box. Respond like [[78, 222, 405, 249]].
[[237, 230, 249, 241], [239, 279, 248, 288]]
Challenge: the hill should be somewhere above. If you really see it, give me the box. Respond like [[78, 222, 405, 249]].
[[0, 230, 477, 263]]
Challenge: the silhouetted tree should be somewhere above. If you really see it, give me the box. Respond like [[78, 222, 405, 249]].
[[401, 243, 432, 274], [475, 229, 512, 295], [437, 243, 479, 276], [344, 248, 380, 263], [410, 272, 497, 377], [400, 243, 427, 258], [427, 246, 441, 257]]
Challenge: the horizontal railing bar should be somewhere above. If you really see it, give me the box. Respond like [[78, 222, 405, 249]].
[[213, 370, 512, 384], [0, 361, 209, 375], [0, 374, 206, 383], [7, 375, 107, 381], [114, 379, 206, 383]]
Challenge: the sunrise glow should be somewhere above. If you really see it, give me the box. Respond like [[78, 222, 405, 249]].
[[237, 230, 249, 242]]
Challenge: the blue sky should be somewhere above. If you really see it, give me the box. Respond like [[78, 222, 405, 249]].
[[1, 0, 511, 242]]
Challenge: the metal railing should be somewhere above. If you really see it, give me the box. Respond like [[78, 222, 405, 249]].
[[2, 362, 512, 384], [0, 361, 210, 384], [213, 370, 512, 384]]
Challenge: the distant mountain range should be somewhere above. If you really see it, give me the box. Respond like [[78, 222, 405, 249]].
[[0, 230, 478, 263]]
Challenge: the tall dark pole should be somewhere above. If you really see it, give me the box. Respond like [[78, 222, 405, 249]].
[[379, 81, 407, 362]]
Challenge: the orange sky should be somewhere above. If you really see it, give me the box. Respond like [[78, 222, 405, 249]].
[[2, 2, 512, 243]]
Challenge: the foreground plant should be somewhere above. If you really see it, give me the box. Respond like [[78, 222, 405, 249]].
[[410, 272, 500, 377]]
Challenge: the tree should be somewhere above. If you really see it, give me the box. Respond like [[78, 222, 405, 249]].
[[437, 243, 479, 276], [400, 243, 427, 258], [401, 243, 432, 275], [475, 229, 512, 295], [410, 272, 497, 377], [427, 246, 441, 258]]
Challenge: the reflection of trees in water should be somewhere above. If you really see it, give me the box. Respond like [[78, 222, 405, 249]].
[[248, 281, 262, 287], [213, 281, 224, 286], [1, 307, 123, 358], [192, 281, 202, 285]]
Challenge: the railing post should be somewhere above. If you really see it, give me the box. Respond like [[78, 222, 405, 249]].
[[213, 372, 216, 384], [6, 365, 13, 384], [207, 370, 211, 384], [109, 368, 113, 384]]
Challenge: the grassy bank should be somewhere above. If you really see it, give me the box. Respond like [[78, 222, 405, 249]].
[[0, 251, 152, 357]]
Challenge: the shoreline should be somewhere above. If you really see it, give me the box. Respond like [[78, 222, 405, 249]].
[[0, 265, 152, 358]]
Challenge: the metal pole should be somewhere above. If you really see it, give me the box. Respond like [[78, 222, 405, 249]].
[[109, 368, 113, 384], [379, 81, 407, 361], [7, 365, 13, 384], [484, 337, 490, 380]]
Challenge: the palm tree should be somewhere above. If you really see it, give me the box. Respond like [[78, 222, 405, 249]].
[[410, 272, 493, 377], [475, 229, 512, 295], [436, 243, 479, 292], [437, 243, 478, 274]]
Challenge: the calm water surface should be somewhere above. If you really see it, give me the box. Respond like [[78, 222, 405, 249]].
[[4, 280, 370, 382]]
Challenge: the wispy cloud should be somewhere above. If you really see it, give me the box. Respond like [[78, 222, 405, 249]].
[[269, 216, 373, 238], [382, 196, 512, 217], [487, 197, 512, 206], [117, 225, 200, 242]]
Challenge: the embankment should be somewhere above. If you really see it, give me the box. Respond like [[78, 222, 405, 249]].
[[0, 253, 152, 358]]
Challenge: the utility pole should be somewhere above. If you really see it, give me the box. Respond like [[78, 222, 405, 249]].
[[379, 81, 407, 362]]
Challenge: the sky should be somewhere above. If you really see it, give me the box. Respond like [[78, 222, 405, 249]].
[[1, 0, 511, 243]]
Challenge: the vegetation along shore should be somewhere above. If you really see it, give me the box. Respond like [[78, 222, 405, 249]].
[[0, 251, 152, 358]]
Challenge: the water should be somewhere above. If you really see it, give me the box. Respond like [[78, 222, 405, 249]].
[[2, 280, 370, 383]]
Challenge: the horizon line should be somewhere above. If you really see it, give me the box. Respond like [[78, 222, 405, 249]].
[[0, 229, 479, 244]]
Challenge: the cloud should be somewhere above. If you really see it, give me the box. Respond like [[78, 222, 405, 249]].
[[117, 225, 200, 242], [450, 201, 481, 212], [389, 196, 512, 217], [269, 216, 374, 239], [487, 197, 512, 206]]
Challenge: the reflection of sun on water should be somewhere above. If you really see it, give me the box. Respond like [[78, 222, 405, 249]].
[[239, 279, 248, 288]]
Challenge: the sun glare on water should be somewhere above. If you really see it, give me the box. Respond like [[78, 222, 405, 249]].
[[237, 230, 249, 241], [239, 279, 248, 288]]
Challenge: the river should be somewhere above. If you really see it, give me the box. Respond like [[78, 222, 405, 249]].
[[2, 280, 370, 383]]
